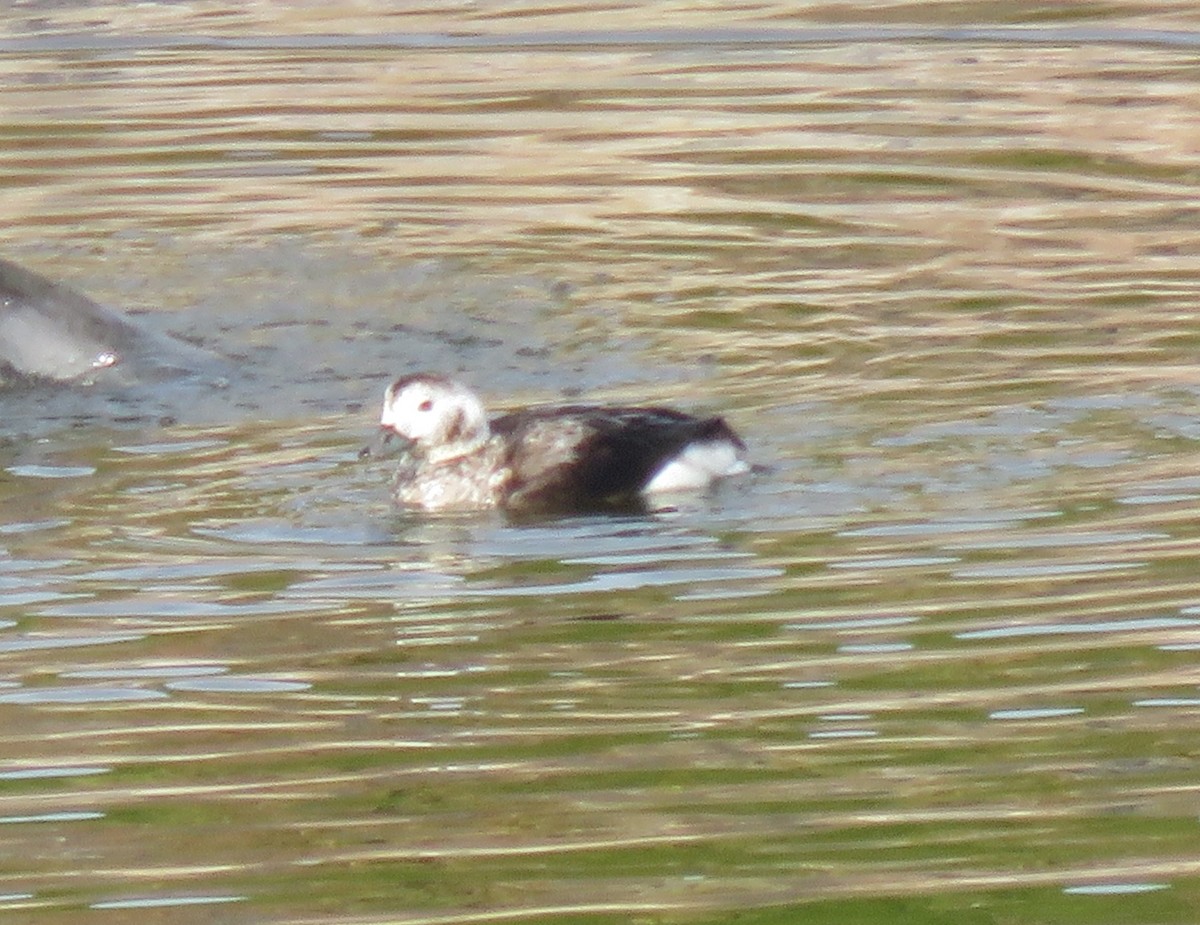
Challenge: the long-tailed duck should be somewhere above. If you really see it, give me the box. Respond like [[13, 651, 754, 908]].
[[374, 373, 749, 513]]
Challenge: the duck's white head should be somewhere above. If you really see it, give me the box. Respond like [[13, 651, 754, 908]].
[[380, 373, 490, 462]]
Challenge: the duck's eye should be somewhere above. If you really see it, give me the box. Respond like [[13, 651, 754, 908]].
[[417, 399, 434, 412]]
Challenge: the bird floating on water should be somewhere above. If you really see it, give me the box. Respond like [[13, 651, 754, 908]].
[[372, 372, 750, 514]]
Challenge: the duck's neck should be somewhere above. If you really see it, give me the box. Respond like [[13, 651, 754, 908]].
[[426, 433, 489, 465]]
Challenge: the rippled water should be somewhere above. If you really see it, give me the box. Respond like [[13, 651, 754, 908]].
[[4, 2, 1200, 923]]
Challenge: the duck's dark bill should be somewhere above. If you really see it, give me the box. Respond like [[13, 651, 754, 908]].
[[359, 427, 411, 460]]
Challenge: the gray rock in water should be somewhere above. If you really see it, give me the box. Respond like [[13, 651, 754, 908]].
[[0, 256, 222, 387]]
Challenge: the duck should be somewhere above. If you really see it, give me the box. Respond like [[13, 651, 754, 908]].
[[373, 372, 749, 513]]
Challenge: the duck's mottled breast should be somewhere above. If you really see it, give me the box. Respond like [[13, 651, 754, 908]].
[[390, 441, 511, 511]]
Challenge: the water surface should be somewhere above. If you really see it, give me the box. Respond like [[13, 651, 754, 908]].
[[3, 3, 1200, 923]]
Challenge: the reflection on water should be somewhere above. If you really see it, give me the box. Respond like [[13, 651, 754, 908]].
[[4, 2, 1200, 924]]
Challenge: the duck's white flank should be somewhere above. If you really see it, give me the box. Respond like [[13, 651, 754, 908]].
[[643, 439, 750, 494]]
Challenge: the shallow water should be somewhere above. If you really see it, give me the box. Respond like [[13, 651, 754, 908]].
[[3, 2, 1200, 923]]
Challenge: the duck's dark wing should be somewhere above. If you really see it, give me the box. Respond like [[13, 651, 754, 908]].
[[492, 406, 743, 512]]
